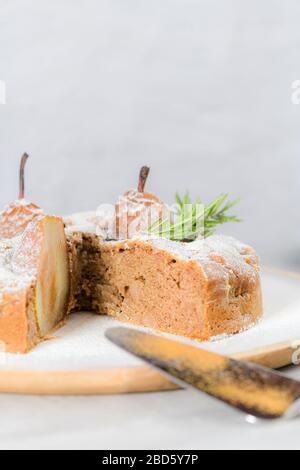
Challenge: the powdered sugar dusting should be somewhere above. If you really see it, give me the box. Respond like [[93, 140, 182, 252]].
[[65, 212, 260, 283], [64, 191, 169, 240], [64, 212, 100, 235], [10, 217, 44, 275], [0, 199, 42, 238], [143, 235, 260, 281], [0, 235, 35, 303]]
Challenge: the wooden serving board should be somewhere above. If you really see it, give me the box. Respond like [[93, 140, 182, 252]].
[[0, 267, 299, 395]]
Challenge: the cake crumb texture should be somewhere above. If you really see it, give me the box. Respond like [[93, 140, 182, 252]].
[[67, 231, 263, 341]]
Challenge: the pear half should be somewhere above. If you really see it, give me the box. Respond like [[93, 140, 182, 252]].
[[12, 215, 70, 337]]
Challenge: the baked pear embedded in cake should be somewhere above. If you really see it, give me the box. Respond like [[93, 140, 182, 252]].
[[115, 166, 169, 239], [12, 215, 70, 337], [0, 155, 70, 352], [0, 154, 42, 239]]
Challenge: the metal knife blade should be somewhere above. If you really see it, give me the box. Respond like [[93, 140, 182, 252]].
[[105, 327, 300, 420]]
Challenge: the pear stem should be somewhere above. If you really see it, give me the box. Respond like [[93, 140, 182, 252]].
[[138, 166, 150, 193], [19, 153, 29, 200]]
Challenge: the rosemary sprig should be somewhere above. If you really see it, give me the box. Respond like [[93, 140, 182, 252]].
[[149, 192, 241, 241]]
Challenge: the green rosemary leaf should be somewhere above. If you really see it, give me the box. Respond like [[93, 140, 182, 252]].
[[148, 192, 241, 241], [175, 192, 184, 208]]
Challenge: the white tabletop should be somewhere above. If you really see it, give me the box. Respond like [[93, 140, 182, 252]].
[[0, 363, 299, 450]]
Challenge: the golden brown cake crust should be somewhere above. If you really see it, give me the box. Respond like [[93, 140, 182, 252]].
[[0, 287, 40, 353]]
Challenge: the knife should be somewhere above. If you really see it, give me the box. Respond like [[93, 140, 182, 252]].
[[105, 327, 300, 420]]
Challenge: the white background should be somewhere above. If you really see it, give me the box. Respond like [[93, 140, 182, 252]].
[[1, 0, 300, 267], [1, 0, 300, 450]]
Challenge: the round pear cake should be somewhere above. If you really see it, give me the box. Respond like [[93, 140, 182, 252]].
[[0, 158, 263, 353]]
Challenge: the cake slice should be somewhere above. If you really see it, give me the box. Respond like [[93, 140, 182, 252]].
[[65, 215, 263, 341], [0, 215, 70, 353], [65, 166, 262, 340]]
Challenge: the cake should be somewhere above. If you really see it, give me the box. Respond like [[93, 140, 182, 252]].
[[0, 157, 263, 353]]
